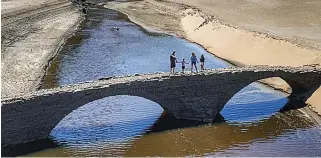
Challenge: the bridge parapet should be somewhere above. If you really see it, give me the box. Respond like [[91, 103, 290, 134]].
[[2, 64, 320, 103]]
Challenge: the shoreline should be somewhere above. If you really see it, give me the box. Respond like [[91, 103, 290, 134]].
[[38, 16, 85, 91], [104, 0, 321, 115]]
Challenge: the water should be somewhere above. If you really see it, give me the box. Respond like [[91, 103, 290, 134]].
[[17, 5, 321, 157], [41, 6, 228, 88]]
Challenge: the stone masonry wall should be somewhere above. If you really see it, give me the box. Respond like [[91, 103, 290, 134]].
[[1, 65, 321, 147]]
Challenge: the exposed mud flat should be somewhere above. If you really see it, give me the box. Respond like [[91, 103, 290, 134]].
[[1, 0, 83, 98]]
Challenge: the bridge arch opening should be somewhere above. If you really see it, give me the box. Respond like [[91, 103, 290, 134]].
[[221, 77, 293, 123], [50, 95, 164, 150]]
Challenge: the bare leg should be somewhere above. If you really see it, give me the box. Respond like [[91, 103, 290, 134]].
[[171, 68, 174, 73]]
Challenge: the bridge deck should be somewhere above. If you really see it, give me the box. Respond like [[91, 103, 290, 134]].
[[2, 65, 320, 103]]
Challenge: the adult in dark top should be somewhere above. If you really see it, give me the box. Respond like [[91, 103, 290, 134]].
[[170, 51, 177, 73], [200, 54, 205, 71]]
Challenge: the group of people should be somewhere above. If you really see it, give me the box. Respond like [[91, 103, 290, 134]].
[[170, 51, 205, 73]]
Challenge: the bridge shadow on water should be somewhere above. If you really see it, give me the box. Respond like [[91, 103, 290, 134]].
[[1, 138, 58, 157], [2, 96, 311, 157], [148, 97, 307, 133]]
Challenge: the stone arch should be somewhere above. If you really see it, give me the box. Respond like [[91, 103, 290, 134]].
[[45, 87, 172, 134], [1, 80, 171, 147], [50, 95, 165, 144], [48, 84, 176, 142], [217, 70, 320, 113]]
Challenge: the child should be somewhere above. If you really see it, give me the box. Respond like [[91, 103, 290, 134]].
[[177, 58, 189, 73]]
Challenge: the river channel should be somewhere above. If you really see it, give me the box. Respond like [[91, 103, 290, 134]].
[[17, 5, 321, 157]]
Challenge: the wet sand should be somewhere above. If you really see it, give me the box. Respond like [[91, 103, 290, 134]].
[[104, 0, 321, 114], [1, 0, 83, 98]]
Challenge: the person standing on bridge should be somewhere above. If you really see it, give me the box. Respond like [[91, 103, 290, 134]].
[[177, 58, 189, 73], [190, 52, 198, 73], [200, 54, 205, 71], [170, 51, 178, 73]]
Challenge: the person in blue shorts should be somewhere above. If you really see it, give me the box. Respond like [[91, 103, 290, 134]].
[[190, 52, 198, 73]]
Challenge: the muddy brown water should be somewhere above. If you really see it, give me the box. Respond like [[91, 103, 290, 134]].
[[3, 5, 321, 157]]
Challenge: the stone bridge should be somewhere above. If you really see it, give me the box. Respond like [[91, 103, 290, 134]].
[[2, 65, 321, 147]]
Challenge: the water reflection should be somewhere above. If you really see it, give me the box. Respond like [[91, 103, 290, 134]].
[[24, 95, 320, 157], [51, 96, 163, 145], [223, 82, 289, 123], [124, 110, 316, 157]]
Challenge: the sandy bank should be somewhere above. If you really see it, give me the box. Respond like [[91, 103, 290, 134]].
[[167, 0, 321, 50], [1, 0, 84, 98], [181, 9, 321, 66], [105, 0, 321, 115]]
